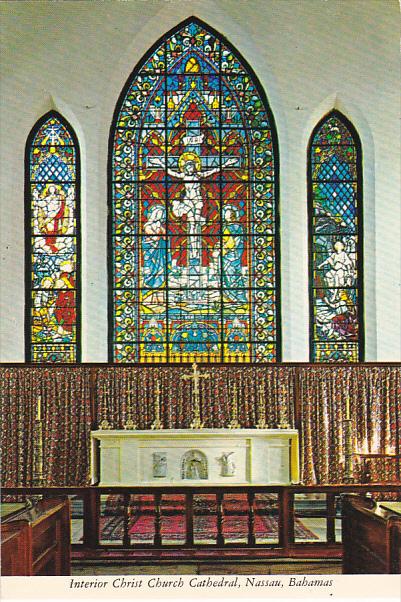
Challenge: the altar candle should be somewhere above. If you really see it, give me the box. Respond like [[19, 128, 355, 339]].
[[155, 397, 159, 420], [345, 397, 350, 420], [37, 395, 41, 421], [258, 384, 264, 417], [232, 382, 238, 419]]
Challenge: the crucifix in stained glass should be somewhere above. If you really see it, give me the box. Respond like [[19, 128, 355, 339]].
[[151, 155, 237, 285], [110, 18, 279, 364]]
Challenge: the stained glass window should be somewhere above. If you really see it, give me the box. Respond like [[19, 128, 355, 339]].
[[26, 112, 80, 362], [109, 17, 280, 363], [308, 110, 363, 362]]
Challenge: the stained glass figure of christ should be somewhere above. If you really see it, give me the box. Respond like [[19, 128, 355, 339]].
[[26, 112, 80, 362], [110, 18, 280, 363], [309, 111, 363, 362]]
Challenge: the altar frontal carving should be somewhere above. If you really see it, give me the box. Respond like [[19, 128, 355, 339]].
[[181, 450, 208, 480], [91, 429, 300, 486], [218, 452, 236, 477], [152, 452, 167, 478]]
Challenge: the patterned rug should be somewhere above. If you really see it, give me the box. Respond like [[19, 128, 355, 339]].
[[104, 493, 280, 515], [100, 513, 318, 543], [100, 494, 318, 543]]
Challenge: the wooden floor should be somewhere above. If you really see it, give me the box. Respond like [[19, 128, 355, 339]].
[[72, 559, 342, 575]]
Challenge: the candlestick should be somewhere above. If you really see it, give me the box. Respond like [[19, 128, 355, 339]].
[[343, 415, 354, 483], [36, 395, 41, 421], [345, 397, 350, 420], [33, 408, 44, 486], [99, 382, 112, 430], [277, 383, 290, 429], [256, 383, 267, 429], [228, 381, 240, 429], [124, 379, 137, 430], [151, 379, 163, 430]]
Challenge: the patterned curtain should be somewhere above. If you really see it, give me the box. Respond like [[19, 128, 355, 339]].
[[0, 367, 92, 486], [93, 365, 295, 430], [1, 365, 399, 487], [299, 366, 401, 484]]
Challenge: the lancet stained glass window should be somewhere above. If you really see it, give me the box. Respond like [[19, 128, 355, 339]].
[[26, 112, 80, 362], [109, 18, 280, 363], [308, 110, 363, 362]]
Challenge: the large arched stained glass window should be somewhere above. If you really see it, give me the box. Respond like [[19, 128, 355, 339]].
[[308, 110, 363, 362], [26, 111, 81, 362], [109, 17, 280, 363]]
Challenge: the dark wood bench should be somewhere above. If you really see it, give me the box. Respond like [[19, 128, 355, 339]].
[[342, 494, 401, 574], [1, 496, 71, 575]]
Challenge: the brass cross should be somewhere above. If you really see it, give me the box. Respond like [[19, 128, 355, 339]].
[[181, 363, 210, 429], [181, 362, 210, 394]]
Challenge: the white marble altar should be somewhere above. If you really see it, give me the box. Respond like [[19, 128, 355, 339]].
[[91, 429, 300, 486]]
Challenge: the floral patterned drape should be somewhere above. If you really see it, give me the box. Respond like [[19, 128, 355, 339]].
[[299, 366, 401, 484], [0, 367, 92, 486], [1, 365, 399, 487], [94, 365, 295, 430]]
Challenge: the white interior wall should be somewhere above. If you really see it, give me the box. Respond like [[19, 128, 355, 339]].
[[0, 0, 399, 362]]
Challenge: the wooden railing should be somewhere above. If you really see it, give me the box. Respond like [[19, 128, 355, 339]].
[[2, 484, 400, 560]]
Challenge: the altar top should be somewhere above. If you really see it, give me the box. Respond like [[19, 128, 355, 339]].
[[91, 428, 298, 439]]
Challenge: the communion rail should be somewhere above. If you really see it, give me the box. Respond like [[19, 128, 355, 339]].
[[2, 484, 400, 560]]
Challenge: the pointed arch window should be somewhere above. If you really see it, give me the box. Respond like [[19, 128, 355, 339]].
[[26, 112, 81, 362], [109, 17, 280, 363], [308, 110, 363, 362]]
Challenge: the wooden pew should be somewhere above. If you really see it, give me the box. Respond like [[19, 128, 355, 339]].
[[1, 497, 71, 576], [342, 494, 401, 574], [1, 520, 30, 575]]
